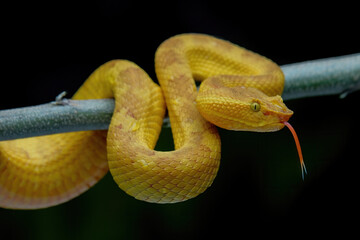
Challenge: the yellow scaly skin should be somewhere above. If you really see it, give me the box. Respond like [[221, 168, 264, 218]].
[[0, 34, 293, 209]]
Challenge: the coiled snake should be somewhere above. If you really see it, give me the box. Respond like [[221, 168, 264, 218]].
[[0, 34, 305, 209]]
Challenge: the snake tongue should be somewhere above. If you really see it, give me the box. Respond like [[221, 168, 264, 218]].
[[283, 121, 307, 180]]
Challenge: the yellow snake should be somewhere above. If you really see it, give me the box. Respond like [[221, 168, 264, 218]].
[[0, 34, 304, 209]]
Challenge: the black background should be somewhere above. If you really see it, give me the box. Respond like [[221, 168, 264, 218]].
[[1, 0, 359, 239]]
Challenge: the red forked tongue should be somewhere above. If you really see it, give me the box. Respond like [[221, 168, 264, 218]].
[[284, 122, 307, 180]]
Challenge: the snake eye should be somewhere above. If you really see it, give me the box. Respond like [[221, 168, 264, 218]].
[[250, 102, 261, 112]]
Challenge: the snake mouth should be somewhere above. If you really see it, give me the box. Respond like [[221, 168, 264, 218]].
[[240, 122, 285, 132], [278, 111, 293, 123], [249, 109, 293, 132]]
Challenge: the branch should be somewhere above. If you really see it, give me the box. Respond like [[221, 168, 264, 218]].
[[1, 53, 359, 141], [282, 53, 360, 100], [0, 99, 114, 141]]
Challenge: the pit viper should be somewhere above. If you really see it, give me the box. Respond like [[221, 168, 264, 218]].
[[0, 34, 305, 209]]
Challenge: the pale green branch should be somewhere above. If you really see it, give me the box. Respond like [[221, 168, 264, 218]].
[[1, 53, 359, 141]]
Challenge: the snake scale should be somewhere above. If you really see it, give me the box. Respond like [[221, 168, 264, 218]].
[[0, 34, 305, 209]]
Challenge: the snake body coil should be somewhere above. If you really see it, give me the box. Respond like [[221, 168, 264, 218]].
[[0, 34, 295, 209]]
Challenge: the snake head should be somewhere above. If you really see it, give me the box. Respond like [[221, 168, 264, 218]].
[[196, 85, 293, 132]]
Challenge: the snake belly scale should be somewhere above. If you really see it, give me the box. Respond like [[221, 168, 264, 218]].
[[0, 34, 295, 209]]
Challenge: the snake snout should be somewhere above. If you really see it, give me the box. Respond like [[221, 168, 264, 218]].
[[266, 95, 294, 115], [266, 95, 293, 121]]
